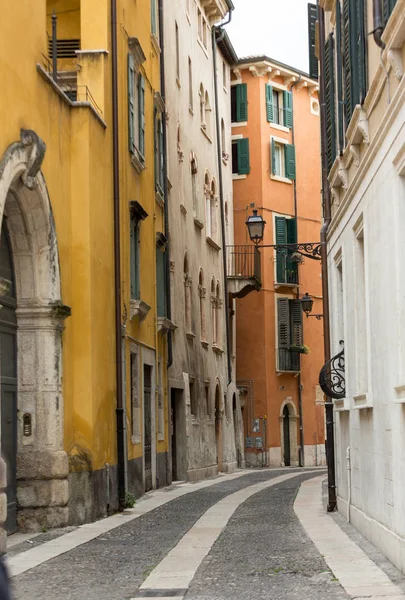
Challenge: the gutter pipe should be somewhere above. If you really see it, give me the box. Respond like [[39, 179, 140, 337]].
[[158, 0, 173, 368], [318, 2, 337, 511], [111, 0, 127, 509], [212, 7, 233, 385], [372, 0, 386, 49]]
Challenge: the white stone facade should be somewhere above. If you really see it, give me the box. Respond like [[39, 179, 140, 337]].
[[164, 0, 242, 481], [323, 0, 405, 574]]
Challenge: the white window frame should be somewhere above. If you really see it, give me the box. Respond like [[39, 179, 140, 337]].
[[270, 135, 293, 185]]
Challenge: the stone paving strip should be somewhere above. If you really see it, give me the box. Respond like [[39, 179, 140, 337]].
[[7, 469, 258, 578], [131, 470, 321, 600], [294, 475, 405, 600]]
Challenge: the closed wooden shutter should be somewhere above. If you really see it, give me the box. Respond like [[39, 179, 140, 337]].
[[286, 218, 298, 284], [275, 217, 287, 284], [336, 0, 344, 154], [355, 0, 367, 105], [343, 0, 352, 128], [277, 298, 290, 371], [265, 84, 274, 122], [290, 299, 303, 346], [271, 138, 276, 175], [285, 144, 296, 180], [159, 118, 164, 190], [138, 74, 145, 158], [237, 138, 250, 174], [308, 3, 319, 79], [128, 54, 135, 153], [130, 219, 140, 299], [324, 34, 336, 172], [283, 91, 293, 128], [236, 83, 248, 122], [156, 247, 166, 317]]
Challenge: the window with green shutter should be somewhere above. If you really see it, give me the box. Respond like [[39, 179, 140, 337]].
[[138, 75, 145, 158], [128, 53, 135, 154], [283, 91, 293, 128], [151, 0, 158, 37], [232, 138, 250, 175], [308, 3, 319, 79], [154, 111, 165, 194], [324, 34, 336, 172], [129, 202, 148, 300], [342, 0, 367, 129], [336, 0, 344, 154], [265, 84, 274, 122], [275, 217, 298, 285], [231, 84, 248, 123], [277, 297, 302, 372], [156, 245, 166, 318]]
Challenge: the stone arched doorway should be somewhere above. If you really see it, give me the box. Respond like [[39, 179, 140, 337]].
[[0, 130, 70, 532], [280, 400, 299, 467], [215, 383, 223, 472]]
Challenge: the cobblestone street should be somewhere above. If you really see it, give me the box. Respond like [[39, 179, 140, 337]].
[[6, 468, 405, 600]]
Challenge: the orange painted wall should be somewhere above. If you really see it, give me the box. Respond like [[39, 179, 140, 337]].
[[233, 67, 325, 465]]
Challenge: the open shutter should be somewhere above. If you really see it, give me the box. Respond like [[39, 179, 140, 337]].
[[286, 218, 298, 284], [128, 53, 135, 153], [283, 91, 293, 128], [275, 216, 287, 284], [336, 0, 344, 154], [159, 118, 164, 190], [324, 34, 336, 172], [343, 0, 352, 128], [138, 74, 145, 158], [355, 0, 367, 104], [308, 3, 319, 79], [271, 138, 276, 175], [265, 84, 274, 122], [130, 220, 140, 299], [156, 248, 166, 317], [237, 138, 250, 174], [277, 298, 290, 371], [285, 144, 296, 180], [236, 83, 248, 122], [290, 299, 302, 371]]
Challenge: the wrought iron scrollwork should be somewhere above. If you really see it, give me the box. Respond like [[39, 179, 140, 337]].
[[319, 341, 345, 400], [274, 242, 323, 261]]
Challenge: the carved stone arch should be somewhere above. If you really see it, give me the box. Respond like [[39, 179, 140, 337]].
[[0, 129, 69, 532]]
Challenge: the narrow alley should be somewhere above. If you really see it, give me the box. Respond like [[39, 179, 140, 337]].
[[7, 469, 405, 600]]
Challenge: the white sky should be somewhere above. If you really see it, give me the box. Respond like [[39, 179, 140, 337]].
[[225, 0, 317, 74]]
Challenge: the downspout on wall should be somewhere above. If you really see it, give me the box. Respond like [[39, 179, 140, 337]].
[[372, 0, 386, 49], [158, 0, 173, 368], [212, 10, 233, 385], [318, 2, 337, 511], [111, 0, 127, 510], [290, 75, 305, 468]]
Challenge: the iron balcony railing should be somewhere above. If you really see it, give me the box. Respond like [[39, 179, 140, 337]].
[[226, 245, 261, 281]]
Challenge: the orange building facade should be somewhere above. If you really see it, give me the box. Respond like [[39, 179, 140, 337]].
[[230, 57, 325, 467]]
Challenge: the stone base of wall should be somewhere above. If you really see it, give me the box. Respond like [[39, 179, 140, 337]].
[[68, 464, 119, 526], [244, 444, 326, 469], [222, 461, 237, 474], [304, 444, 326, 466], [338, 495, 405, 574], [17, 450, 70, 533], [156, 452, 169, 489], [127, 456, 144, 500], [187, 464, 218, 483]]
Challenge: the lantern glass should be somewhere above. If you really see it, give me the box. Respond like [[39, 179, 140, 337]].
[[246, 210, 266, 244], [301, 292, 314, 315]]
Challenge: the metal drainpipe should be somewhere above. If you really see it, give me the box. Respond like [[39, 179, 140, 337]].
[[290, 75, 305, 468], [111, 0, 127, 510], [318, 2, 337, 511], [212, 9, 233, 385], [372, 0, 386, 49], [158, 0, 173, 368]]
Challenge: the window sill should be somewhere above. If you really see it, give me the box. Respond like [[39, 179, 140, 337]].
[[157, 317, 175, 334], [200, 126, 212, 143], [271, 174, 293, 184], [197, 38, 209, 58], [158, 433, 165, 442], [186, 331, 195, 340], [194, 216, 204, 229], [232, 174, 247, 180], [270, 122, 290, 133], [130, 299, 151, 322], [201, 340, 209, 349], [131, 149, 146, 174], [206, 236, 221, 251], [131, 435, 142, 445], [156, 188, 165, 207], [274, 282, 299, 290], [151, 34, 161, 55], [353, 393, 372, 409], [212, 344, 224, 355], [231, 121, 247, 127]]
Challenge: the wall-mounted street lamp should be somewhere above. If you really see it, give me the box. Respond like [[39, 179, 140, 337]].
[[301, 292, 323, 320], [245, 209, 323, 260]]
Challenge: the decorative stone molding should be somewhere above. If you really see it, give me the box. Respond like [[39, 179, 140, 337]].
[[387, 49, 404, 81], [128, 37, 146, 69], [154, 92, 165, 114], [130, 299, 151, 321], [157, 317, 175, 334], [198, 285, 207, 299], [184, 275, 193, 287], [350, 144, 361, 167], [347, 106, 369, 145], [20, 130, 46, 189], [329, 157, 349, 190], [131, 149, 146, 174]]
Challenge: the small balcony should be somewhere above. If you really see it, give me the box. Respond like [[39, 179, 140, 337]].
[[226, 245, 262, 299], [277, 348, 300, 373]]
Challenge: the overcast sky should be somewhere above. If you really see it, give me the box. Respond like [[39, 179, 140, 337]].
[[225, 0, 317, 74]]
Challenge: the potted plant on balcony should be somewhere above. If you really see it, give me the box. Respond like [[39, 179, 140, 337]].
[[288, 344, 310, 355]]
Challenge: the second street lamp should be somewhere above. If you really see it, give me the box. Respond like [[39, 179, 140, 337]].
[[301, 292, 323, 320], [246, 209, 266, 245]]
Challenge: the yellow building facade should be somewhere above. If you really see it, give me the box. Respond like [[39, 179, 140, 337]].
[[0, 0, 168, 538]]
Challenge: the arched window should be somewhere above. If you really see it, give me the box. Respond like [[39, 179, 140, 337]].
[[199, 84, 205, 126], [204, 172, 211, 237], [184, 253, 192, 333], [204, 91, 211, 136], [191, 152, 198, 217], [198, 269, 206, 342]]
